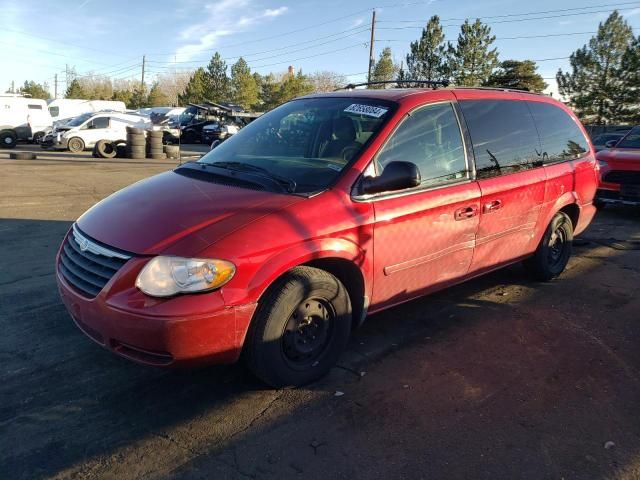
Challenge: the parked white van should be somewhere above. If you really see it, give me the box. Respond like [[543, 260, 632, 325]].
[[47, 99, 126, 124], [42, 111, 150, 153], [0, 95, 53, 148]]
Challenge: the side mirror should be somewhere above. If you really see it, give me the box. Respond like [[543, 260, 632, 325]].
[[361, 161, 421, 195], [604, 139, 618, 148]]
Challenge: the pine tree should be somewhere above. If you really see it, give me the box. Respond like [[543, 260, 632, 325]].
[[147, 82, 170, 106], [111, 89, 133, 107], [65, 79, 87, 99], [259, 73, 283, 111], [485, 60, 547, 92], [619, 36, 640, 123], [371, 48, 398, 88], [448, 19, 499, 87], [405, 15, 448, 82], [277, 70, 314, 104], [557, 11, 634, 124], [206, 52, 231, 102], [230, 57, 259, 109], [179, 68, 209, 104], [18, 80, 51, 99], [129, 86, 148, 109]]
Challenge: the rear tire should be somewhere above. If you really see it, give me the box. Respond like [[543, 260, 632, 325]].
[[67, 137, 85, 153], [524, 211, 573, 281], [0, 130, 17, 149], [245, 266, 352, 388]]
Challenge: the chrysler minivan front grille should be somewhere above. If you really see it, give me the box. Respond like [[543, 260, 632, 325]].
[[58, 225, 131, 298]]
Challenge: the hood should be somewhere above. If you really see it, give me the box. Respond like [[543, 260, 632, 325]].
[[596, 148, 640, 170], [76, 167, 302, 255]]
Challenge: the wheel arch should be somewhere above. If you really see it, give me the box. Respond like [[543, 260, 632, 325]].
[[303, 257, 367, 330], [559, 203, 579, 231], [244, 241, 371, 331]]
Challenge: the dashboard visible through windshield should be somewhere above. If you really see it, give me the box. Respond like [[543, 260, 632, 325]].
[[198, 97, 395, 194]]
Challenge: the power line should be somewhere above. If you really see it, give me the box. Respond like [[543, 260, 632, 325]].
[[377, 1, 640, 23], [377, 5, 640, 30], [145, 8, 374, 56], [146, 27, 371, 66]]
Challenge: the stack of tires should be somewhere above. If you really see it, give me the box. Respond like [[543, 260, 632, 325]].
[[146, 130, 166, 160], [126, 127, 146, 159], [164, 144, 180, 160]]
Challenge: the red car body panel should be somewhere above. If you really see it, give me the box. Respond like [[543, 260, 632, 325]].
[[596, 148, 640, 205], [56, 88, 598, 368]]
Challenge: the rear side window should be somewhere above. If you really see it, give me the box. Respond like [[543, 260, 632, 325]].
[[527, 101, 588, 162], [376, 102, 468, 187], [459, 100, 541, 179], [49, 106, 59, 117], [28, 104, 43, 110]]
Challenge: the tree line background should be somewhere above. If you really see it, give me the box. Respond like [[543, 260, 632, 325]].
[[8, 10, 639, 125]]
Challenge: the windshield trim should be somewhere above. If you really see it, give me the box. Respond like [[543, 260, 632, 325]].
[[200, 96, 399, 196]]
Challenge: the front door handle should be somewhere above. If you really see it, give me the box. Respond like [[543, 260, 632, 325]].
[[483, 200, 503, 213], [454, 205, 478, 221]]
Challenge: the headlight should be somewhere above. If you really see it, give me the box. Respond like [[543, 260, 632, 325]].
[[135, 256, 235, 297], [598, 160, 608, 168]]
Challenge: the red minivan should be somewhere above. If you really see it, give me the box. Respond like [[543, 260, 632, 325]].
[[56, 86, 598, 387]]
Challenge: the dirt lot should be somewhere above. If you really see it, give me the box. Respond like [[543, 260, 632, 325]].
[[1, 146, 639, 480]]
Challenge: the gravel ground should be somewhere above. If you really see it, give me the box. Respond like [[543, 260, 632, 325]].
[[1, 147, 639, 480]]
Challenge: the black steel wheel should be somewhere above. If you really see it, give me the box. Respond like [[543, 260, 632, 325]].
[[524, 211, 573, 281], [281, 297, 335, 369], [245, 266, 352, 387]]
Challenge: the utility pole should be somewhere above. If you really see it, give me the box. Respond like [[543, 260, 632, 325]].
[[141, 55, 146, 91], [54, 74, 58, 98], [11, 80, 15, 94], [367, 9, 376, 83]]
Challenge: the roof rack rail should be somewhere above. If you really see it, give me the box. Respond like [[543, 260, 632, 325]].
[[337, 80, 450, 91], [453, 86, 546, 96]]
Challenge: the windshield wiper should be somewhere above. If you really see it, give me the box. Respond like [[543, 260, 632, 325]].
[[207, 161, 297, 193]]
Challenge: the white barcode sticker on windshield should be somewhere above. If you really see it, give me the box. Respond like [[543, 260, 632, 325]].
[[344, 104, 388, 118]]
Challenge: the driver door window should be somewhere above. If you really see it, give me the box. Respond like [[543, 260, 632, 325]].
[[84, 117, 110, 130], [376, 102, 468, 188]]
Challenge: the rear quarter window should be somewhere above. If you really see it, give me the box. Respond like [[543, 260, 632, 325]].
[[527, 101, 588, 163], [459, 100, 541, 179]]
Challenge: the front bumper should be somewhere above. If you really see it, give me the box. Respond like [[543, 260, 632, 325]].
[[596, 186, 640, 206], [56, 246, 257, 368], [41, 134, 68, 150]]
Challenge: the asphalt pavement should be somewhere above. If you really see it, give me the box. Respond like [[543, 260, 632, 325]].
[[1, 146, 639, 480]]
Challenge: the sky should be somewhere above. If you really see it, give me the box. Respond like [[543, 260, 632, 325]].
[[1, 0, 639, 98]]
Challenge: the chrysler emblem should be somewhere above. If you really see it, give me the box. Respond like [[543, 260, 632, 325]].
[[77, 237, 90, 252]]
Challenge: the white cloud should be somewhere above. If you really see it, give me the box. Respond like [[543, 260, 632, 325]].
[[351, 18, 364, 28], [172, 1, 289, 62], [264, 7, 288, 18], [626, 7, 640, 17]]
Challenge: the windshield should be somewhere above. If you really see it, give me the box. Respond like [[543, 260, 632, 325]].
[[198, 97, 394, 194], [66, 113, 93, 127], [616, 126, 640, 149]]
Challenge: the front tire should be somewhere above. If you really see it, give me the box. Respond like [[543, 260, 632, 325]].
[[245, 266, 352, 387], [0, 130, 17, 149], [524, 211, 573, 281], [67, 137, 85, 154]]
